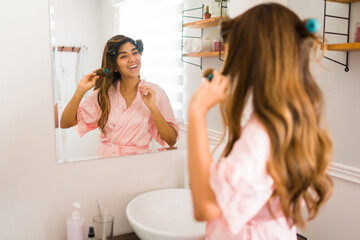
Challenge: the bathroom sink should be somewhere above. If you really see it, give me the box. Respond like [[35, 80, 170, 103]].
[[126, 188, 206, 240]]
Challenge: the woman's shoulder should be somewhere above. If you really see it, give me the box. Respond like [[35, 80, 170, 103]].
[[83, 87, 100, 100], [236, 113, 271, 152], [223, 113, 271, 175]]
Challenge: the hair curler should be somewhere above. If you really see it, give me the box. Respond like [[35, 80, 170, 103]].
[[94, 68, 109, 77], [202, 68, 214, 82], [305, 18, 321, 34]]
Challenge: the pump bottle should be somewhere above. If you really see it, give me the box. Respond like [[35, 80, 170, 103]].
[[67, 202, 86, 240]]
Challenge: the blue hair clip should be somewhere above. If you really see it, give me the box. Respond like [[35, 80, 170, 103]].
[[109, 38, 112, 41], [305, 18, 321, 33], [104, 68, 109, 74]]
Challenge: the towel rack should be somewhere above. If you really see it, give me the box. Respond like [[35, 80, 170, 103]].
[[54, 46, 81, 53]]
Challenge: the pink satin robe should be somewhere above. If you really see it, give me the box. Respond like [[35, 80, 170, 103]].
[[206, 114, 297, 240], [75, 79, 178, 157]]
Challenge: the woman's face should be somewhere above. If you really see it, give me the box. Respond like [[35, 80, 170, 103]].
[[116, 42, 142, 79]]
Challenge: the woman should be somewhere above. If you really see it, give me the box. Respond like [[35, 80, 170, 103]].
[[60, 35, 178, 157], [188, 3, 333, 239]]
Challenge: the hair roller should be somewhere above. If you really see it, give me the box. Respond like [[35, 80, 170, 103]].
[[305, 18, 321, 34], [135, 39, 144, 54], [94, 68, 109, 78]]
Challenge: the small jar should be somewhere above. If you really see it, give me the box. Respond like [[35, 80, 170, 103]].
[[355, 22, 360, 42], [213, 40, 225, 51]]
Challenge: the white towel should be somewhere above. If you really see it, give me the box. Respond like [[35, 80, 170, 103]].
[[76, 45, 90, 87], [184, 39, 193, 53], [191, 39, 213, 52], [184, 39, 213, 53]]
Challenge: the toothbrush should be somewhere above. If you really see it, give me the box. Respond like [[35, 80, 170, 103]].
[[96, 200, 103, 222], [102, 202, 108, 240]]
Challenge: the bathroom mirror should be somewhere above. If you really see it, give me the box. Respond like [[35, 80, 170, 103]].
[[50, 0, 186, 163]]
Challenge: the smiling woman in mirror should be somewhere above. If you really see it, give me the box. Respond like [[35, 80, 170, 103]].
[[60, 35, 178, 157]]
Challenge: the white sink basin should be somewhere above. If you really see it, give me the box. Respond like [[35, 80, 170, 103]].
[[126, 188, 206, 240]]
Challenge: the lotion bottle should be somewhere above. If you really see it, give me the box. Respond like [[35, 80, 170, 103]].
[[67, 202, 86, 240]]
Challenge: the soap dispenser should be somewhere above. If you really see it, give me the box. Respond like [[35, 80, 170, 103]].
[[67, 202, 86, 240]]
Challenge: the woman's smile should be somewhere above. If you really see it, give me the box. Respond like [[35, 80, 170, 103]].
[[128, 64, 138, 71]]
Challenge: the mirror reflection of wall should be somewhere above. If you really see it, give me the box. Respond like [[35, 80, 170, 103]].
[[50, 0, 186, 163]]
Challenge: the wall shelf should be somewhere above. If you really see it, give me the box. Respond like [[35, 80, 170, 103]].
[[327, 0, 360, 3], [183, 17, 224, 29], [181, 2, 227, 69], [322, 0, 360, 71], [183, 51, 224, 57], [326, 42, 360, 51]]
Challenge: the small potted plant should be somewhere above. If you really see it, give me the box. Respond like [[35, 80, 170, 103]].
[[204, 5, 211, 19]]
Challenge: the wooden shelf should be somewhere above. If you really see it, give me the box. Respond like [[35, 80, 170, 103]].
[[183, 51, 224, 57], [183, 17, 224, 29], [325, 42, 360, 51], [326, 0, 360, 3]]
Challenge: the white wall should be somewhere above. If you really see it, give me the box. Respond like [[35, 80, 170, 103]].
[[0, 1, 185, 240], [101, 0, 116, 43], [228, 0, 287, 17], [53, 0, 103, 70], [299, 177, 360, 240]]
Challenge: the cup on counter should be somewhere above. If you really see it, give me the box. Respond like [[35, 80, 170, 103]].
[[93, 215, 114, 240]]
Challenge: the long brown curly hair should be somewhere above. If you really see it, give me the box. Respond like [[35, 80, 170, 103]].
[[94, 35, 144, 135], [220, 3, 333, 228]]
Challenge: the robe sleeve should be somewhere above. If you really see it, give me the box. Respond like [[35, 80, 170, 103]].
[[75, 89, 101, 137], [149, 85, 179, 146], [209, 119, 274, 235]]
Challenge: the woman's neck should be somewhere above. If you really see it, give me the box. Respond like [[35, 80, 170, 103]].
[[120, 76, 140, 93]]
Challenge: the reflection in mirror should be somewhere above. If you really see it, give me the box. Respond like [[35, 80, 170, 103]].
[[50, 0, 185, 163]]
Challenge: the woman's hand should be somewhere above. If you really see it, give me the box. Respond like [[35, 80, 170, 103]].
[[187, 70, 226, 221], [189, 70, 229, 115], [139, 85, 156, 109], [76, 72, 100, 94]]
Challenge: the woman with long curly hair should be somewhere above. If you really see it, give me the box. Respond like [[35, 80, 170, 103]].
[[61, 35, 178, 157], [188, 3, 333, 239]]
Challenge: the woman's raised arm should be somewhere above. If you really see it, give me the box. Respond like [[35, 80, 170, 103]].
[[60, 72, 99, 128]]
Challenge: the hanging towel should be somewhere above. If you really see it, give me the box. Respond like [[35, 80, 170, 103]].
[[76, 45, 90, 87]]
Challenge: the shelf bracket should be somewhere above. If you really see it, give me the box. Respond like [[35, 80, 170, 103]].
[[181, 5, 204, 69], [218, 0, 227, 61], [323, 0, 351, 72]]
